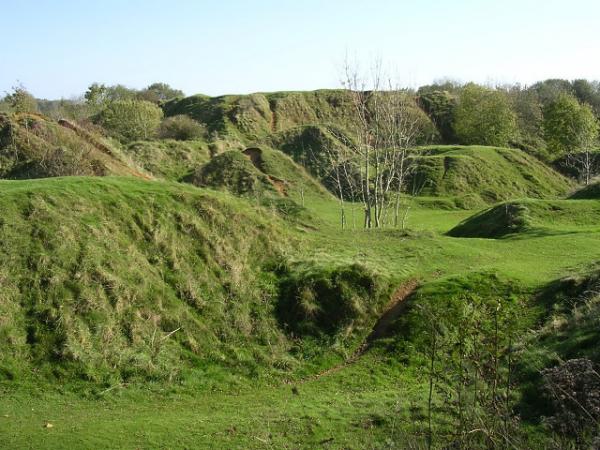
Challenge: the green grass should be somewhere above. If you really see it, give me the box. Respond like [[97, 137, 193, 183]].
[[1, 170, 599, 447]]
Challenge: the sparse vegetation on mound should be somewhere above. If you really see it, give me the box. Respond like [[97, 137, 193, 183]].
[[448, 198, 600, 238], [409, 145, 572, 205], [0, 113, 147, 179]]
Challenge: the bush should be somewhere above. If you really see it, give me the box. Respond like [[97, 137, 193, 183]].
[[96, 99, 163, 142], [158, 115, 206, 140]]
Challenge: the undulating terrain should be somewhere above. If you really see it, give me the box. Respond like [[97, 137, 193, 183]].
[[1, 85, 600, 449]]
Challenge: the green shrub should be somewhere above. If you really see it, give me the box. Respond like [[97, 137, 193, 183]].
[[158, 115, 207, 140], [96, 99, 163, 142]]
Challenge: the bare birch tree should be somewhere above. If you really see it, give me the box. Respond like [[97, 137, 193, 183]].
[[340, 58, 424, 229]]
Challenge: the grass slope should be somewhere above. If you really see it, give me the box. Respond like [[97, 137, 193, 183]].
[[0, 177, 293, 385], [409, 146, 572, 206], [0, 113, 146, 179]]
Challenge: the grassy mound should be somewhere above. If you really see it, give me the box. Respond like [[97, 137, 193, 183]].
[[569, 180, 600, 199], [0, 177, 294, 384], [0, 177, 387, 386], [186, 146, 329, 201], [408, 146, 571, 205], [186, 150, 276, 197], [448, 199, 600, 238], [0, 113, 147, 179], [163, 90, 437, 146], [124, 139, 211, 181]]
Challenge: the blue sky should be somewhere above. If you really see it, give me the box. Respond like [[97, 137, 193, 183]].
[[2, 0, 599, 99]]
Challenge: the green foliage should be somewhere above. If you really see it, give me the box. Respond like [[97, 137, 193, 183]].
[[543, 93, 599, 155], [3, 85, 38, 113], [96, 99, 164, 142], [158, 114, 207, 140], [408, 145, 571, 205], [453, 84, 518, 147], [138, 83, 184, 104]]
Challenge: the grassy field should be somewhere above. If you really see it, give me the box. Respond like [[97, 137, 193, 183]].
[[1, 171, 598, 448]]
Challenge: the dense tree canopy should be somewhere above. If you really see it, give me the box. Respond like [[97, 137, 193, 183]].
[[543, 93, 599, 155], [452, 84, 517, 147]]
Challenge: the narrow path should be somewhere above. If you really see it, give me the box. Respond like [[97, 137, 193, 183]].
[[307, 278, 420, 381]]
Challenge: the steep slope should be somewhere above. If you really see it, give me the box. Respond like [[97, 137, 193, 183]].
[[0, 177, 289, 383], [0, 113, 148, 179], [408, 146, 572, 206]]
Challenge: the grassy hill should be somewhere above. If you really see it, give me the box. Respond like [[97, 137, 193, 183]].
[[0, 113, 147, 179], [408, 146, 572, 206], [0, 177, 392, 389], [163, 90, 438, 145]]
